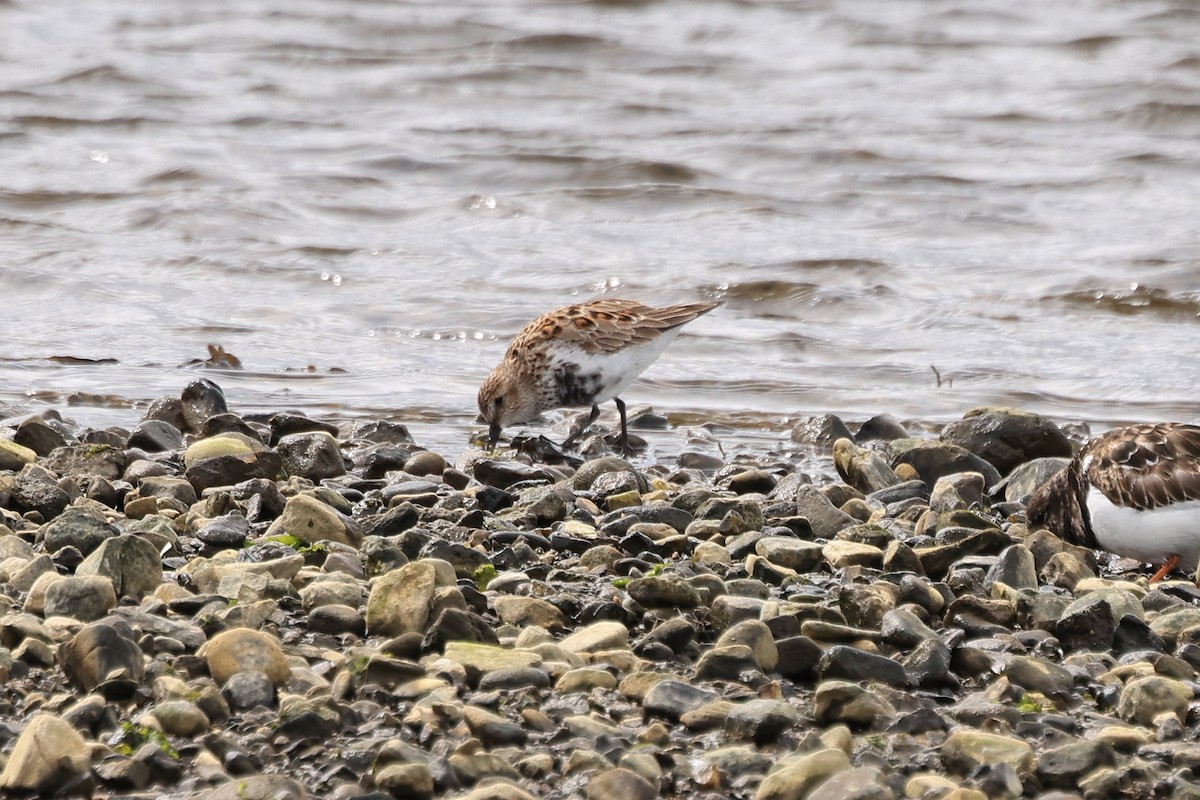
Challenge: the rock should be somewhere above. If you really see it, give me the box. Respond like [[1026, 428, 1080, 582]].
[[1117, 675, 1192, 725], [181, 378, 229, 432], [266, 493, 362, 547], [1037, 740, 1116, 789], [818, 645, 909, 687], [276, 431, 346, 481], [793, 485, 857, 538], [127, 419, 185, 452], [1003, 655, 1074, 699], [202, 628, 291, 686], [41, 506, 118, 555], [493, 596, 565, 631], [43, 575, 117, 621], [60, 621, 145, 694], [715, 620, 778, 672], [375, 763, 434, 799], [791, 414, 854, 447], [941, 730, 1035, 776], [221, 671, 276, 710], [443, 642, 542, 674], [76, 535, 162, 599], [11, 473, 71, 521], [756, 748, 852, 800], [888, 440, 1002, 490], [834, 438, 901, 494], [813, 681, 896, 727], [0, 713, 90, 793], [573, 457, 648, 492], [423, 607, 500, 652], [725, 699, 800, 743], [626, 574, 702, 608], [940, 407, 1071, 476], [560, 621, 630, 653], [195, 512, 251, 547], [18, 412, 70, 455], [989, 545, 1037, 590], [192, 775, 309, 800], [130, 475, 198, 508], [153, 699, 210, 737], [643, 680, 720, 721], [366, 560, 448, 637], [0, 439, 37, 471], [756, 537, 824, 572], [42, 443, 128, 481], [1003, 457, 1071, 504], [587, 767, 657, 800], [807, 767, 894, 800]]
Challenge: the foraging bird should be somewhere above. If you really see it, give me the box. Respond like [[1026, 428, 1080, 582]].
[[1026, 422, 1200, 582], [477, 298, 719, 455]]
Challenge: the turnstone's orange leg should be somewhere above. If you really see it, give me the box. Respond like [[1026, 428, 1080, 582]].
[[561, 404, 601, 451], [1149, 554, 1181, 583]]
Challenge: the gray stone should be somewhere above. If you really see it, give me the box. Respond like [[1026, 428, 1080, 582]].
[[716, 619, 778, 672], [276, 431, 346, 481], [127, 420, 185, 452], [76, 535, 162, 599], [940, 407, 1071, 476], [989, 544, 1038, 590], [180, 378, 229, 432], [43, 575, 117, 621], [817, 645, 909, 687], [833, 438, 901, 494], [11, 474, 70, 521], [724, 699, 800, 743], [812, 681, 896, 727], [807, 766, 895, 800], [941, 729, 1035, 776], [1037, 740, 1116, 789], [1117, 675, 1192, 725], [266, 493, 362, 548], [60, 621, 145, 693], [587, 767, 657, 800], [0, 713, 90, 793], [755, 537, 824, 572], [793, 485, 857, 538], [643, 680, 720, 721], [755, 748, 852, 800]]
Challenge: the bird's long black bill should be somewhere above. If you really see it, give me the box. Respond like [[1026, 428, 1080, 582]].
[[487, 423, 502, 450]]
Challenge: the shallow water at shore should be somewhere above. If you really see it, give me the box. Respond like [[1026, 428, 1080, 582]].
[[4, 0, 1200, 456]]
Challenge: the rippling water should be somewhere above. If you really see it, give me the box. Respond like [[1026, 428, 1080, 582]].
[[3, 0, 1199, 457]]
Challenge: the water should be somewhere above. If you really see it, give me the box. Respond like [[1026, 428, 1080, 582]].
[[3, 0, 1199, 459]]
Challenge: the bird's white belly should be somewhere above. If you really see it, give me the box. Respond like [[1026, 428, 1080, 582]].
[[1087, 487, 1200, 572], [555, 331, 682, 404]]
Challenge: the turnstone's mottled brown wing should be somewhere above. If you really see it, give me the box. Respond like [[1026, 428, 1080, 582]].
[[1083, 423, 1200, 511], [509, 299, 719, 357]]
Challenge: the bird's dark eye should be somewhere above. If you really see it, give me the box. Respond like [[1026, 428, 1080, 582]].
[[494, 397, 504, 407]]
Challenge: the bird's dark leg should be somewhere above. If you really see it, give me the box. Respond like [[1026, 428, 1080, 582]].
[[615, 397, 629, 458], [1150, 554, 1180, 583], [561, 404, 600, 451]]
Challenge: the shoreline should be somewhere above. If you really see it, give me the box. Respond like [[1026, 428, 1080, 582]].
[[0, 378, 1196, 799]]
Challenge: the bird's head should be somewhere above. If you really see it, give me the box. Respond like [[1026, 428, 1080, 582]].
[[477, 367, 537, 449]]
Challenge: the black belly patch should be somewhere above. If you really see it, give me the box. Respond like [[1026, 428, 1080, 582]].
[[554, 363, 604, 407]]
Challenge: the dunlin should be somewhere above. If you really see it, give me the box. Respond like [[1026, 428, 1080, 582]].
[[1026, 422, 1200, 581], [477, 298, 720, 455]]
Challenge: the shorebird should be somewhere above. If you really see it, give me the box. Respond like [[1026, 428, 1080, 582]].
[[477, 298, 719, 456], [1026, 422, 1200, 582]]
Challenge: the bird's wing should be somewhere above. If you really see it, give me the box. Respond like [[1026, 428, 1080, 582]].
[[1084, 423, 1200, 510], [509, 299, 719, 357]]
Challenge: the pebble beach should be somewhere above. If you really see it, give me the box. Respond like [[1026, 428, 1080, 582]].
[[0, 378, 1197, 800]]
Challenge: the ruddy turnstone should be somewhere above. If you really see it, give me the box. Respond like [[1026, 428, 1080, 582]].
[[477, 298, 720, 455], [1026, 422, 1200, 581]]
